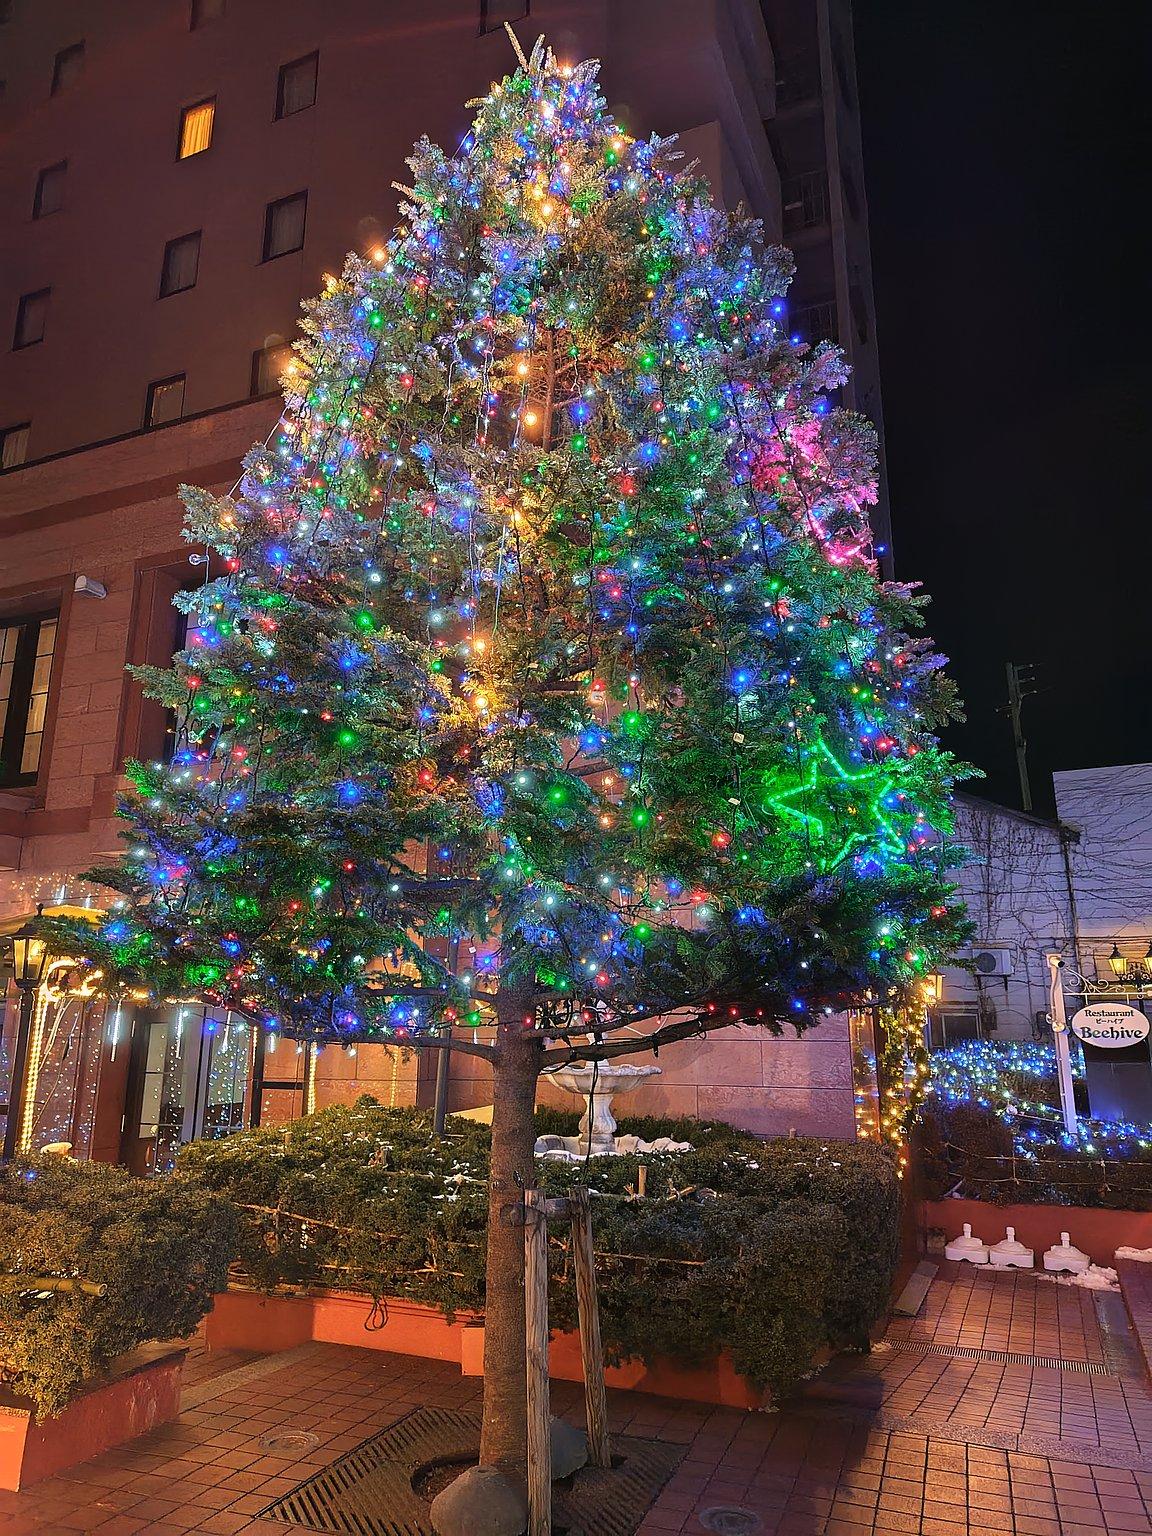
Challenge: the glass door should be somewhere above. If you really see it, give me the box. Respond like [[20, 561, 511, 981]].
[[124, 1003, 255, 1173]]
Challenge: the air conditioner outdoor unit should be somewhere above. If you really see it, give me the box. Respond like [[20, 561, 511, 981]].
[[969, 944, 1015, 977]]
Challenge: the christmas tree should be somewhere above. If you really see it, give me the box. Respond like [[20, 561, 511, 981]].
[[81, 35, 967, 1483]]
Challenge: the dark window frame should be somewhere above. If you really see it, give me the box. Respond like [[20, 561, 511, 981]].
[[275, 50, 318, 119], [250, 341, 292, 397], [189, 0, 225, 28], [13, 288, 50, 350], [50, 40, 84, 96], [32, 159, 67, 219], [261, 191, 307, 262], [478, 0, 529, 35], [144, 374, 187, 429], [177, 95, 216, 160], [159, 230, 202, 298], [0, 607, 60, 788], [1, 422, 31, 471]]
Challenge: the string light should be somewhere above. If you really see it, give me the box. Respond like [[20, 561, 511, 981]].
[[54, 39, 968, 1055]]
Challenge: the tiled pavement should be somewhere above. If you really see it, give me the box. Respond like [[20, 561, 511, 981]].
[[1, 1264, 1150, 1535]]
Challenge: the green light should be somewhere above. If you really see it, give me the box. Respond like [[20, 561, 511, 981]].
[[336, 728, 358, 749], [631, 807, 650, 829]]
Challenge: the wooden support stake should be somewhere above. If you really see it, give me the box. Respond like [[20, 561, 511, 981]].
[[523, 1188, 552, 1536], [569, 1187, 611, 1469]]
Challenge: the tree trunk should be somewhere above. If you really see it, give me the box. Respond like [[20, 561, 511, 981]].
[[479, 1010, 542, 1482]]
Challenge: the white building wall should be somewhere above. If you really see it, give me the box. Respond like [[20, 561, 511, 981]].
[[1054, 763, 1152, 959], [940, 794, 1076, 1041]]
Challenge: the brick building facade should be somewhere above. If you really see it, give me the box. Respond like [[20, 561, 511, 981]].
[[1, 0, 882, 1164]]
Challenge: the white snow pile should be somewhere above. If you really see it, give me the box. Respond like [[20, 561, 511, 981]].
[[1115, 1246, 1152, 1262], [1039, 1263, 1119, 1291]]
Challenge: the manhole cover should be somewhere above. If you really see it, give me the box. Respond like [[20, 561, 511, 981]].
[[261, 1430, 322, 1453], [698, 1510, 762, 1535]]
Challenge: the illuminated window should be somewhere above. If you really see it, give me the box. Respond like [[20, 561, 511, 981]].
[[479, 1, 529, 34], [1, 423, 30, 470], [33, 160, 67, 218], [145, 374, 186, 428], [13, 288, 49, 349], [159, 230, 201, 297], [276, 52, 318, 119], [178, 98, 215, 159], [262, 191, 307, 260], [51, 41, 84, 95], [250, 341, 293, 396], [0, 612, 58, 786]]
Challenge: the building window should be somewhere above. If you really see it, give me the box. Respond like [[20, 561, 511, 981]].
[[275, 52, 318, 119], [0, 612, 58, 786], [250, 341, 293, 397], [50, 41, 84, 95], [262, 191, 307, 261], [178, 97, 215, 159], [479, 1, 529, 33], [774, 49, 820, 108], [781, 171, 829, 234], [0, 423, 30, 470], [189, 0, 225, 27], [13, 289, 50, 349], [33, 160, 67, 218], [159, 231, 201, 297], [145, 374, 186, 428], [789, 300, 839, 346]]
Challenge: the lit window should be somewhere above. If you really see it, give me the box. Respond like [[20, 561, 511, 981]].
[[250, 341, 293, 396], [13, 289, 50, 349], [145, 374, 186, 428], [276, 52, 318, 119], [0, 612, 58, 786], [33, 160, 67, 218], [51, 41, 84, 95], [262, 191, 307, 261], [0, 423, 30, 470], [189, 0, 225, 27], [479, 1, 529, 34], [159, 231, 202, 297], [178, 98, 215, 159]]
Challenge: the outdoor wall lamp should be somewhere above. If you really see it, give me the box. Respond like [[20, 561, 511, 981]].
[[2, 905, 52, 1161], [1108, 944, 1127, 978]]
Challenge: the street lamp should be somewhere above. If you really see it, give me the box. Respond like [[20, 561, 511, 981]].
[[2, 905, 52, 1162], [1107, 944, 1127, 979]]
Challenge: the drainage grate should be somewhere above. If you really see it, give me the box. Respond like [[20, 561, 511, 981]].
[[887, 1339, 1110, 1375], [261, 1406, 685, 1536]]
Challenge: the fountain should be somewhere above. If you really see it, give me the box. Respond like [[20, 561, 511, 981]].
[[534, 1060, 692, 1162]]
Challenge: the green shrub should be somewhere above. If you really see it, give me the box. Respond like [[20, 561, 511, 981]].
[[176, 1097, 900, 1402], [919, 1099, 1152, 1210], [0, 1158, 239, 1414]]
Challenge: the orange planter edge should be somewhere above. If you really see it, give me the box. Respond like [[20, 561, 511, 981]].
[[923, 1198, 1152, 1267], [206, 1289, 764, 1410], [0, 1345, 185, 1491]]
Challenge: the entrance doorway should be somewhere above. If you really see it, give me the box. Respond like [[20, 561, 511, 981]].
[[121, 1003, 259, 1173]]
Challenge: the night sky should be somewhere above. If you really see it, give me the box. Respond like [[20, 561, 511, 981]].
[[854, 3, 1149, 816]]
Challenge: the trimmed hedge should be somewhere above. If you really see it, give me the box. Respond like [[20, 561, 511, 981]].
[[0, 1158, 239, 1414], [176, 1097, 901, 1402], [919, 1100, 1152, 1210]]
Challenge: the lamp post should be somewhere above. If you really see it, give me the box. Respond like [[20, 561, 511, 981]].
[[2, 906, 51, 1162]]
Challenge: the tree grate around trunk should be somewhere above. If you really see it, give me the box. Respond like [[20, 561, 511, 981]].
[[258, 1406, 686, 1536]]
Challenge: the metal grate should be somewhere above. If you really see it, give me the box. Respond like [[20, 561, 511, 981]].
[[887, 1338, 1111, 1375], [261, 1406, 685, 1536]]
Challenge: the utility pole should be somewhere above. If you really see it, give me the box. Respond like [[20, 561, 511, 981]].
[[1004, 661, 1037, 813]]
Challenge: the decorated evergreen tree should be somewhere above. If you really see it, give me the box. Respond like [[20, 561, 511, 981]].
[[80, 36, 968, 1483]]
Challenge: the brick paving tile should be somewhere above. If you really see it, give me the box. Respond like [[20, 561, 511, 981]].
[[2, 1267, 1152, 1536]]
